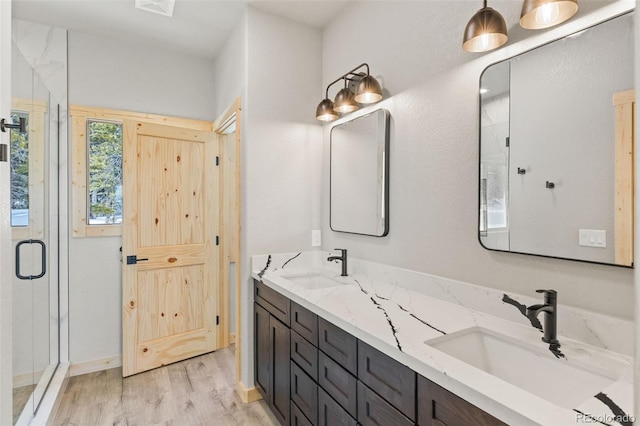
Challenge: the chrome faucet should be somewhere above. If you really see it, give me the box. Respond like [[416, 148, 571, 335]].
[[327, 248, 348, 277], [527, 289, 559, 345]]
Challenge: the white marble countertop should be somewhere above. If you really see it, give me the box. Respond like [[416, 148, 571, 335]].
[[251, 251, 634, 426]]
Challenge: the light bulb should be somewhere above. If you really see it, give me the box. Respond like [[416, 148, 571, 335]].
[[317, 114, 337, 122], [536, 2, 560, 26], [479, 33, 490, 51], [359, 92, 376, 103]]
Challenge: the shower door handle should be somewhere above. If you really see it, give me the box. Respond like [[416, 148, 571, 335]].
[[15, 239, 47, 280]]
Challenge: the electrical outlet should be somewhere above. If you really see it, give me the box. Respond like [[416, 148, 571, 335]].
[[311, 230, 321, 247]]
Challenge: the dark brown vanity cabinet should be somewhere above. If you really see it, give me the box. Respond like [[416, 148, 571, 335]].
[[254, 281, 291, 426], [255, 280, 505, 426], [417, 375, 506, 426]]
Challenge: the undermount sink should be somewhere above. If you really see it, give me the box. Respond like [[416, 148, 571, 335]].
[[425, 327, 615, 409], [283, 273, 344, 290]]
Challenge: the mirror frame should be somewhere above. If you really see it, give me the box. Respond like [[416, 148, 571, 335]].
[[330, 108, 390, 237], [477, 12, 634, 268]]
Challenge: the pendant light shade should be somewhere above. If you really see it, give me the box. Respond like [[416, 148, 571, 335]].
[[316, 98, 338, 122], [354, 75, 383, 104], [333, 86, 359, 113], [462, 1, 508, 53], [520, 0, 578, 29]]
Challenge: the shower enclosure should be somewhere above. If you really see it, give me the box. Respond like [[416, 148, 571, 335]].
[[11, 41, 60, 425]]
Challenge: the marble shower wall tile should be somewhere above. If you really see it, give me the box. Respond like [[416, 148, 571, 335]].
[[12, 19, 67, 104]]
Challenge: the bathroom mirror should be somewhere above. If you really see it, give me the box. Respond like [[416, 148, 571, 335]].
[[331, 108, 390, 236], [479, 13, 634, 267]]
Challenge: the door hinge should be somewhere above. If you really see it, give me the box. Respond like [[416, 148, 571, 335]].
[[216, 156, 219, 166], [216, 315, 220, 325], [0, 144, 7, 162], [216, 236, 219, 246], [506, 136, 510, 148], [126, 255, 149, 265]]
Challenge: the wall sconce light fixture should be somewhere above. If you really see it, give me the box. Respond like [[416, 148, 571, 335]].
[[315, 63, 382, 122], [463, 0, 579, 52]]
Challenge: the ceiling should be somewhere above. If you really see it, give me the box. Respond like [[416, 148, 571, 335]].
[[12, 0, 351, 59]]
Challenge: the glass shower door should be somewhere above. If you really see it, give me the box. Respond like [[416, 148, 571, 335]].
[[11, 41, 59, 425]]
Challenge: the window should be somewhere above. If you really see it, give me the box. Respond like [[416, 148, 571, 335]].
[[10, 111, 29, 227], [87, 120, 123, 225], [71, 105, 213, 237]]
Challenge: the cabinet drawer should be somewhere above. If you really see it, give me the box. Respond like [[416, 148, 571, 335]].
[[292, 401, 314, 426], [291, 361, 318, 425], [357, 381, 413, 426], [358, 341, 416, 421], [292, 301, 318, 345], [254, 280, 290, 326], [318, 351, 357, 418], [291, 330, 318, 381], [318, 387, 357, 426], [318, 317, 357, 375], [417, 375, 506, 426]]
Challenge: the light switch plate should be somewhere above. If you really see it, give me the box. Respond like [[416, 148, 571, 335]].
[[311, 230, 321, 247], [579, 229, 606, 248]]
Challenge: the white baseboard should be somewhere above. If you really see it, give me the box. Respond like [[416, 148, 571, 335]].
[[70, 355, 122, 377], [13, 370, 43, 388]]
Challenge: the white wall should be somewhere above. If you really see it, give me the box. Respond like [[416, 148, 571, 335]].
[[240, 6, 322, 385], [322, 1, 634, 320], [213, 15, 246, 119], [67, 31, 216, 365], [69, 31, 215, 121]]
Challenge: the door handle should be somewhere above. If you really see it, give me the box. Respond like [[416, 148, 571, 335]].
[[126, 255, 149, 265], [15, 239, 46, 280]]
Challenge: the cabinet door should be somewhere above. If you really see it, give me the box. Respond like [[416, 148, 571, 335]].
[[417, 375, 506, 426], [270, 316, 291, 425], [255, 302, 270, 400]]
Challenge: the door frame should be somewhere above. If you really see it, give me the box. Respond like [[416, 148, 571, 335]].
[[212, 98, 245, 394]]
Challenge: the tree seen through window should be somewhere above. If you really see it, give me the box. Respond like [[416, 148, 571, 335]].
[[88, 121, 123, 224]]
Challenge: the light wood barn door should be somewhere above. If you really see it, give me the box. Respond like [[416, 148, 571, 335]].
[[122, 120, 219, 377]]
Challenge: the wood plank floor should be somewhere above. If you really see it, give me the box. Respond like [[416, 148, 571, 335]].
[[53, 346, 278, 426]]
